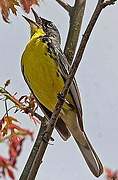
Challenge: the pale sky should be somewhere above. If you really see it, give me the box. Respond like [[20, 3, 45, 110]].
[[0, 0, 118, 180]]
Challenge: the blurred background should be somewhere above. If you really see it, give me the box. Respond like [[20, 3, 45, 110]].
[[0, 0, 118, 179]]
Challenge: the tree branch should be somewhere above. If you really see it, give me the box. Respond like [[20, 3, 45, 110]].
[[64, 0, 86, 64], [22, 1, 117, 179], [55, 0, 72, 13], [19, 119, 47, 180], [102, 0, 117, 7]]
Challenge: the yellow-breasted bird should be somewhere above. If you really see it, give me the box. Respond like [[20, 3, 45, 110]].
[[21, 9, 103, 177]]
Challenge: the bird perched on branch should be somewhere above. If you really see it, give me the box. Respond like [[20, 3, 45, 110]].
[[21, 9, 103, 177]]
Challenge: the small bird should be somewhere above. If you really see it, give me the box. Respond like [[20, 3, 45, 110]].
[[21, 9, 103, 177]]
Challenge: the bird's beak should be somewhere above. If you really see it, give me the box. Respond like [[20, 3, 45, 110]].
[[31, 8, 42, 26], [22, 15, 40, 28], [22, 15, 42, 36]]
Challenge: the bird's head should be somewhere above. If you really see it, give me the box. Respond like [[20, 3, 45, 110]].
[[23, 9, 61, 44], [31, 8, 61, 41]]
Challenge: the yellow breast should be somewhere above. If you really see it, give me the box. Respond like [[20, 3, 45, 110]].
[[21, 35, 64, 112]]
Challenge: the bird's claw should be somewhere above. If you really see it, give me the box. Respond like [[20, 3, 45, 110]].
[[42, 132, 54, 145], [57, 93, 65, 102]]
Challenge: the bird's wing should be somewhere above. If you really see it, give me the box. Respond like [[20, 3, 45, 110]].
[[49, 42, 84, 131]]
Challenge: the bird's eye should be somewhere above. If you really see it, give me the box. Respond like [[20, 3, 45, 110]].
[[47, 22, 53, 28]]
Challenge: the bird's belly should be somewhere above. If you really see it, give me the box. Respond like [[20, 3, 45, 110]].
[[22, 40, 64, 112]]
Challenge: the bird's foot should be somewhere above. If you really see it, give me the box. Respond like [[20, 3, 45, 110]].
[[57, 92, 65, 102], [42, 131, 54, 145]]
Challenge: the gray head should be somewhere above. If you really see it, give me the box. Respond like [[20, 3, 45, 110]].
[[31, 8, 61, 45]]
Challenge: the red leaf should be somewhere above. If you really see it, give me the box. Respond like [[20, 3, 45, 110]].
[[0, 0, 40, 22], [0, 0, 19, 22], [105, 168, 118, 180], [7, 168, 15, 180], [20, 0, 39, 13]]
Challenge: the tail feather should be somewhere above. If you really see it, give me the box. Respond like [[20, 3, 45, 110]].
[[74, 132, 103, 177], [56, 118, 71, 141], [61, 110, 103, 177]]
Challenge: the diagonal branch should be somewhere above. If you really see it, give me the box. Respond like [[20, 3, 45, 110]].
[[64, 0, 86, 64], [21, 1, 118, 179], [19, 119, 47, 180], [55, 0, 72, 13]]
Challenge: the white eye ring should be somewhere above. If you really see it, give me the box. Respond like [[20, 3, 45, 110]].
[[47, 23, 53, 28]]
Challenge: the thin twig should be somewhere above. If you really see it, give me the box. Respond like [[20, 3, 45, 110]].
[[23, 1, 118, 179], [64, 0, 86, 64], [55, 0, 72, 13], [0, 87, 43, 122], [4, 99, 9, 116], [102, 0, 117, 7]]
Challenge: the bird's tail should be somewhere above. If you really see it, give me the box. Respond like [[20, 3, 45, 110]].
[[74, 132, 103, 177], [61, 110, 103, 177]]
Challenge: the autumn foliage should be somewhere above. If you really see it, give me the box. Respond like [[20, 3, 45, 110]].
[[105, 168, 118, 180], [0, 0, 40, 22], [0, 81, 39, 179], [0, 115, 33, 179]]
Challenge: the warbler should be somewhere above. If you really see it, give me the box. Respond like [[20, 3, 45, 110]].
[[21, 9, 103, 177]]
